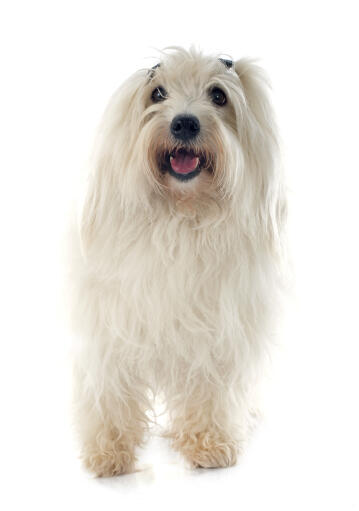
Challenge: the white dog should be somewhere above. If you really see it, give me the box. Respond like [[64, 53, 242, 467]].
[[71, 47, 286, 476]]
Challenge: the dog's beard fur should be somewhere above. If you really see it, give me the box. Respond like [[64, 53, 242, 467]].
[[72, 48, 287, 476]]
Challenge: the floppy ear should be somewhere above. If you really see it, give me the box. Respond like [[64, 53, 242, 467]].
[[234, 59, 277, 160], [80, 70, 147, 254], [234, 59, 286, 247]]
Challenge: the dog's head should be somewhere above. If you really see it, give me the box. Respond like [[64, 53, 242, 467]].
[[82, 48, 285, 246], [143, 53, 240, 199]]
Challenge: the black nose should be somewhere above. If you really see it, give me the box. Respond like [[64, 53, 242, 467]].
[[170, 114, 200, 141]]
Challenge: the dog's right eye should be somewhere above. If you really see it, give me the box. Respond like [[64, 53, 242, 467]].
[[151, 86, 168, 103]]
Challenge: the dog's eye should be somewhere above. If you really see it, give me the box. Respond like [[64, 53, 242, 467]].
[[151, 86, 168, 103], [210, 87, 227, 106]]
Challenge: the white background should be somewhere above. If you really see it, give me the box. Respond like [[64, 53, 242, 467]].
[[1, 1, 358, 509]]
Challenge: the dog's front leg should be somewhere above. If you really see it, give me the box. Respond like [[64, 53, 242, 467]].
[[73, 355, 149, 477], [165, 372, 241, 468]]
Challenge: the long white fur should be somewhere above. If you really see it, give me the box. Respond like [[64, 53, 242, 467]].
[[71, 47, 287, 475]]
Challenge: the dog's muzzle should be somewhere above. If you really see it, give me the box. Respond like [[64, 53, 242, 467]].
[[157, 115, 213, 181]]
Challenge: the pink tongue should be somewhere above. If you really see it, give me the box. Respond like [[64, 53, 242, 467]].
[[170, 152, 199, 174]]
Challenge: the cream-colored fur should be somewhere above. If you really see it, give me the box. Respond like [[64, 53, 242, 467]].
[[71, 47, 286, 476]]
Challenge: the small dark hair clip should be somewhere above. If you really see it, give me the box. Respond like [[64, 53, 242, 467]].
[[148, 63, 161, 79], [219, 58, 233, 69]]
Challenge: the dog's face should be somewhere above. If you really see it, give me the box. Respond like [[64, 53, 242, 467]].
[[143, 54, 242, 198]]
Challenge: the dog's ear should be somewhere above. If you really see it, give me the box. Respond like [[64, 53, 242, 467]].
[[233, 59, 274, 137], [233, 59, 287, 247], [80, 70, 147, 254]]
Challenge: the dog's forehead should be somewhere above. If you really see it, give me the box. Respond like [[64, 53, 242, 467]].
[[148, 56, 233, 84]]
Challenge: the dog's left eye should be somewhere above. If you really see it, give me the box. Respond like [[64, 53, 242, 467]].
[[151, 86, 168, 103], [210, 87, 227, 106]]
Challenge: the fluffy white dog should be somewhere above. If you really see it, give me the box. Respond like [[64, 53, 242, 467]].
[[71, 47, 286, 476]]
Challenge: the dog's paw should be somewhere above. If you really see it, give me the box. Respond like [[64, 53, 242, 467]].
[[82, 447, 135, 477], [171, 430, 239, 469]]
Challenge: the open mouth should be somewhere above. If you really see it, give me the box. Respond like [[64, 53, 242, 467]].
[[158, 148, 208, 181]]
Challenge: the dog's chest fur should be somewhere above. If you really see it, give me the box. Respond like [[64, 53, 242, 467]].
[[96, 205, 261, 351]]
